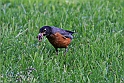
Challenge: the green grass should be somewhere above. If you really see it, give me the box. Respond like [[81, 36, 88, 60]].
[[0, 0, 124, 82]]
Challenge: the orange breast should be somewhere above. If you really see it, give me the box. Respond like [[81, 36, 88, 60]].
[[47, 32, 71, 48]]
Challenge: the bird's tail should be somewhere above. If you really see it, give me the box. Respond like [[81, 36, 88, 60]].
[[65, 30, 75, 34]]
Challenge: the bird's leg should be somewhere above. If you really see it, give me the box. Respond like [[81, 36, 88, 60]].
[[55, 48, 58, 55], [64, 48, 68, 56]]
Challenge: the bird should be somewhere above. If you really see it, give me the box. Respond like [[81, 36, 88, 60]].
[[37, 26, 75, 55]]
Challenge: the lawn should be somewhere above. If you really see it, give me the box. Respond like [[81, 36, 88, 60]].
[[0, 0, 124, 83]]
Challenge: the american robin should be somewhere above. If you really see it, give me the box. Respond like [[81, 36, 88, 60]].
[[37, 26, 75, 55]]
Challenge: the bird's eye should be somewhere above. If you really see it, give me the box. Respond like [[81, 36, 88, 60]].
[[43, 28, 46, 32]]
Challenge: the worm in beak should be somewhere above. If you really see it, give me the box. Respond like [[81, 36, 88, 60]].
[[37, 33, 44, 42]]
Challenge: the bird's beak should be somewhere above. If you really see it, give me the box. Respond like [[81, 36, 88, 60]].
[[37, 33, 44, 42]]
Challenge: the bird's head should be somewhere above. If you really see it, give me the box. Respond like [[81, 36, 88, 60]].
[[37, 26, 51, 41]]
